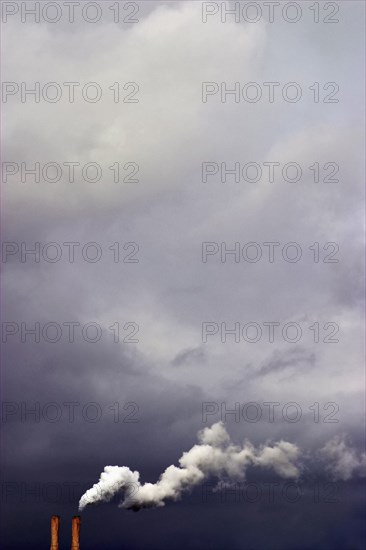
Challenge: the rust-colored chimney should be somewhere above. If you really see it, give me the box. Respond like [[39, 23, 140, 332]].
[[50, 515, 60, 550], [71, 515, 81, 550]]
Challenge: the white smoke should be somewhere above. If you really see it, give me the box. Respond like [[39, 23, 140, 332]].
[[320, 435, 366, 481], [78, 422, 301, 511]]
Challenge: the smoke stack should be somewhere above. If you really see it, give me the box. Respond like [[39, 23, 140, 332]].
[[71, 515, 81, 550], [50, 515, 60, 550]]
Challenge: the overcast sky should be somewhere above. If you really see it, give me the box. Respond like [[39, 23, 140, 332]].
[[1, 1, 365, 549]]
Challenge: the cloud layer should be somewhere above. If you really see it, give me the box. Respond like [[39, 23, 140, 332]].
[[1, 1, 365, 547]]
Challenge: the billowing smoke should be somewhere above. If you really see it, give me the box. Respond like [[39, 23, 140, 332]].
[[79, 422, 301, 511], [320, 435, 366, 481]]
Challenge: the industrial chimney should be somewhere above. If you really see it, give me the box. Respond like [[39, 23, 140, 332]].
[[50, 515, 60, 550], [49, 515, 81, 549], [71, 515, 81, 550]]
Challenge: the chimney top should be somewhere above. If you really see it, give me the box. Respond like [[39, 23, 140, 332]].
[[49, 516, 81, 550]]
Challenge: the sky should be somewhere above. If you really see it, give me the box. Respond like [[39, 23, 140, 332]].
[[1, 1, 365, 548]]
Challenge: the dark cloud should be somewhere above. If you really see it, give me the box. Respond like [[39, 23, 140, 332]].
[[255, 347, 316, 377], [1, 1, 365, 548]]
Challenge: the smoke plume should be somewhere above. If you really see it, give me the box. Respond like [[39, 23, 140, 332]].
[[78, 422, 301, 511], [320, 435, 366, 481]]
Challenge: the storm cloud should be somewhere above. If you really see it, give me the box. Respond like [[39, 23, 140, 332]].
[[1, 1, 365, 549]]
